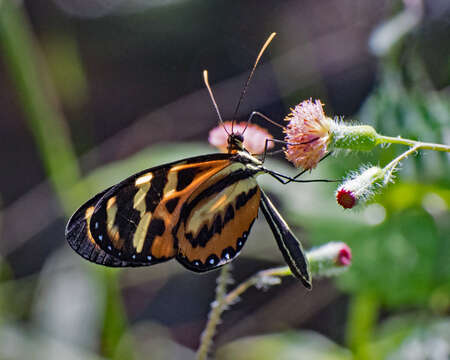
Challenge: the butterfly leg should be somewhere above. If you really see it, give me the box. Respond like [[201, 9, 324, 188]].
[[264, 168, 336, 184], [261, 138, 291, 163], [283, 152, 334, 184], [259, 189, 311, 289]]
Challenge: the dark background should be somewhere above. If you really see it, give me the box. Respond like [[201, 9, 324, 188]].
[[1, 1, 449, 359]]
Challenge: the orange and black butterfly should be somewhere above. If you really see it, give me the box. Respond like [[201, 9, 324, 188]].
[[66, 33, 313, 289]]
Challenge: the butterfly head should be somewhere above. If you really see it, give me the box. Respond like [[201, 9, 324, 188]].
[[227, 132, 245, 153]]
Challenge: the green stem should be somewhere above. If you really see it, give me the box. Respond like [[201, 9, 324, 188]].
[[378, 135, 450, 152], [0, 2, 132, 358], [383, 144, 421, 184], [224, 267, 288, 305], [196, 243, 351, 359], [0, 0, 83, 214], [197, 265, 232, 360], [346, 291, 380, 360]]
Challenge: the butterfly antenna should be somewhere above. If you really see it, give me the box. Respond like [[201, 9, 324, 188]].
[[203, 70, 230, 136], [232, 32, 277, 134], [243, 111, 284, 134]]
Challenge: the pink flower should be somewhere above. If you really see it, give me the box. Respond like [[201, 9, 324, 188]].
[[208, 121, 274, 154], [284, 99, 332, 169]]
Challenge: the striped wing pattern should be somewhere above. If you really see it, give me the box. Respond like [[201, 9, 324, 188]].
[[66, 153, 260, 271], [66, 186, 134, 267], [260, 189, 311, 288], [176, 162, 260, 271]]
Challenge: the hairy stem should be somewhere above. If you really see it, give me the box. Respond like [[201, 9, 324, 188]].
[[383, 144, 421, 184], [197, 265, 232, 360], [196, 242, 350, 359], [378, 135, 450, 152]]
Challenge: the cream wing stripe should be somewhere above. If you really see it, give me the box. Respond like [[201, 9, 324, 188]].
[[134, 212, 152, 253]]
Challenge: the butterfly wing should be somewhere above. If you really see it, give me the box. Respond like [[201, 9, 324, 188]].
[[65, 153, 234, 266], [259, 189, 311, 289], [175, 161, 261, 272], [66, 186, 133, 266]]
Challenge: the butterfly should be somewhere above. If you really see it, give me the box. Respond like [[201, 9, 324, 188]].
[[65, 33, 313, 289]]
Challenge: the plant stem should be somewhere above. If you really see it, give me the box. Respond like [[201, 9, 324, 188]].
[[197, 265, 232, 360], [346, 291, 380, 360], [224, 267, 288, 305], [383, 144, 421, 184], [196, 243, 351, 359], [196, 266, 286, 360], [0, 2, 132, 358], [378, 135, 450, 152], [0, 0, 83, 214]]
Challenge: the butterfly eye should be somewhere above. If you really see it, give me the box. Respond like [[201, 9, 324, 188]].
[[234, 133, 244, 143]]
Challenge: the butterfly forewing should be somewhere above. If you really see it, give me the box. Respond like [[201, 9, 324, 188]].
[[65, 186, 134, 267], [175, 161, 261, 271], [66, 153, 235, 266]]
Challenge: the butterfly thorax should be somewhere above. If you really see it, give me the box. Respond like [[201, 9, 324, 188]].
[[225, 133, 264, 177]]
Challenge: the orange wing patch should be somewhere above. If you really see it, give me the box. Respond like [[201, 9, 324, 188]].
[[66, 152, 245, 269], [148, 160, 232, 258], [176, 162, 261, 272], [87, 157, 233, 264]]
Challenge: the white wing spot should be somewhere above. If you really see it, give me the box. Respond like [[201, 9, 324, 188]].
[[135, 173, 153, 186]]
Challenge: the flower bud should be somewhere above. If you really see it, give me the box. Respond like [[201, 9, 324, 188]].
[[336, 166, 386, 209], [307, 242, 352, 277]]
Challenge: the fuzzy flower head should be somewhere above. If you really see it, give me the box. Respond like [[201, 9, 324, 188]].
[[336, 165, 386, 209], [284, 99, 333, 169], [208, 121, 273, 154]]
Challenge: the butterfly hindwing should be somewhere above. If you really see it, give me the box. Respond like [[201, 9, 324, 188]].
[[175, 161, 261, 272], [66, 153, 235, 266]]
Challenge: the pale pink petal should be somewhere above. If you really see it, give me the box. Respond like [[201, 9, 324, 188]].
[[284, 99, 332, 169], [208, 121, 273, 154]]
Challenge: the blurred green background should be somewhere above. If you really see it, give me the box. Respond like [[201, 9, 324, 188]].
[[0, 0, 449, 359]]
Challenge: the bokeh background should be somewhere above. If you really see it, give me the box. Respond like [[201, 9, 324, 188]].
[[1, 0, 449, 359]]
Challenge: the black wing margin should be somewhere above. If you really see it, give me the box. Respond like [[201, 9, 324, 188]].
[[259, 189, 312, 289], [65, 186, 131, 266]]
